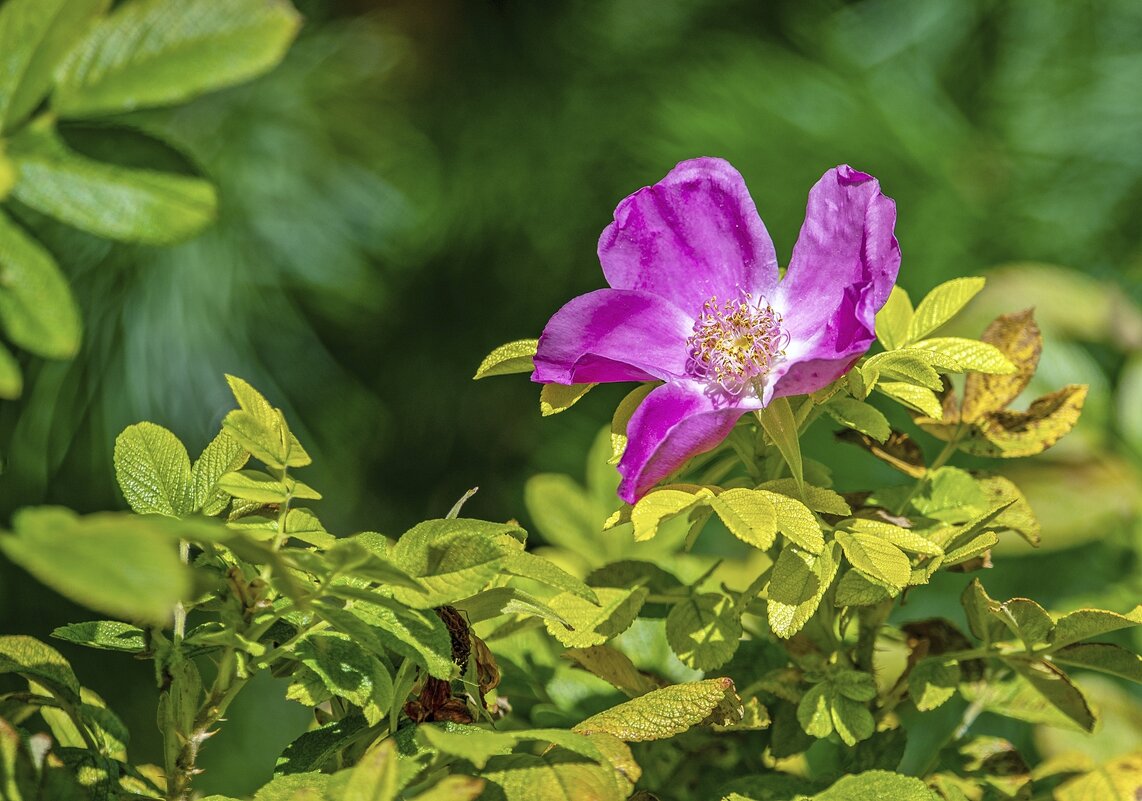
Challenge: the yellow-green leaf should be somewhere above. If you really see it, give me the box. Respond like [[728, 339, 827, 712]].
[[759, 490, 824, 554], [665, 593, 741, 671], [756, 397, 803, 494], [962, 309, 1042, 422], [709, 488, 777, 550], [473, 338, 538, 379], [824, 396, 890, 443], [191, 429, 248, 514], [1054, 752, 1142, 801], [544, 587, 648, 648], [610, 384, 655, 464], [875, 285, 913, 350], [767, 542, 841, 638], [876, 381, 943, 418], [912, 337, 1015, 376], [844, 519, 943, 557], [834, 531, 911, 590], [113, 421, 192, 517], [223, 374, 310, 468], [540, 382, 595, 416], [630, 487, 710, 542], [562, 645, 659, 698], [905, 277, 986, 343], [572, 677, 739, 741]]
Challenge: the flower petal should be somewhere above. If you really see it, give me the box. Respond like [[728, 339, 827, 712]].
[[617, 381, 754, 503], [599, 157, 780, 318], [772, 166, 900, 397], [532, 289, 692, 384]]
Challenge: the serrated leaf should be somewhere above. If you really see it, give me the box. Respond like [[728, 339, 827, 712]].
[[473, 338, 538, 379], [757, 490, 824, 554], [875, 381, 943, 418], [388, 527, 504, 609], [834, 531, 911, 591], [0, 0, 109, 131], [224, 374, 311, 468], [544, 587, 647, 648], [912, 338, 1015, 375], [710, 489, 777, 550], [1054, 752, 1142, 801], [630, 487, 709, 542], [666, 593, 742, 671], [295, 632, 393, 727], [216, 469, 291, 504], [7, 122, 217, 243], [610, 384, 655, 464], [1, 508, 190, 625], [797, 683, 832, 738], [501, 548, 597, 602], [51, 621, 146, 653], [540, 382, 595, 416], [0, 207, 81, 358], [909, 658, 960, 711], [1007, 656, 1095, 732], [864, 350, 944, 390], [905, 277, 986, 343], [767, 541, 841, 638], [481, 752, 624, 801], [572, 677, 739, 741], [0, 635, 82, 704], [276, 712, 369, 775], [562, 645, 659, 698], [755, 397, 803, 493], [845, 519, 943, 557], [113, 421, 193, 516], [759, 479, 850, 516], [813, 770, 940, 801], [283, 508, 335, 548], [1050, 605, 1142, 649], [824, 396, 890, 443], [454, 586, 568, 626], [341, 597, 454, 680], [943, 531, 998, 566], [875, 285, 913, 350], [191, 429, 248, 514], [961, 385, 1088, 458], [54, 0, 300, 118], [834, 570, 892, 607], [1051, 643, 1142, 684], [962, 309, 1042, 422]]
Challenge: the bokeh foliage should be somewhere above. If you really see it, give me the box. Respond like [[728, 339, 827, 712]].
[[1, 0, 1140, 794]]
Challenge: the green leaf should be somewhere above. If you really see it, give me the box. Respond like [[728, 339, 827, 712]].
[[524, 473, 597, 551], [216, 469, 290, 504], [1051, 643, 1142, 684], [755, 397, 803, 493], [54, 0, 301, 118], [665, 593, 742, 671], [223, 374, 311, 468], [960, 580, 1010, 647], [844, 519, 942, 557], [51, 621, 146, 654], [875, 382, 943, 418], [834, 570, 891, 607], [417, 725, 514, 770], [333, 597, 454, 680], [113, 421, 192, 516], [295, 632, 393, 727], [610, 384, 655, 464], [544, 587, 648, 648], [759, 479, 850, 516], [863, 350, 944, 390], [812, 770, 940, 801], [191, 429, 248, 514], [975, 475, 1040, 546], [824, 397, 891, 443], [0, 635, 82, 704], [759, 490, 824, 554], [0, 207, 81, 358], [7, 122, 217, 244], [710, 489, 777, 550], [501, 548, 597, 602], [540, 382, 595, 416], [905, 277, 986, 344], [834, 531, 911, 591], [276, 712, 369, 775], [389, 519, 513, 608], [767, 541, 841, 638], [911, 338, 1015, 375], [481, 752, 624, 801], [943, 531, 999, 566], [909, 658, 960, 711], [630, 487, 711, 542], [0, 508, 190, 624], [911, 467, 988, 524], [1007, 656, 1096, 732], [35, 681, 128, 760], [335, 738, 399, 801], [252, 774, 332, 801], [1054, 753, 1142, 801], [406, 776, 485, 801], [875, 285, 913, 350], [831, 693, 875, 746], [453, 586, 568, 626], [562, 645, 659, 698], [473, 338, 538, 379], [284, 508, 336, 549], [996, 598, 1054, 649], [0, 340, 20, 398], [572, 677, 739, 741], [1050, 605, 1142, 649], [0, 0, 108, 131]]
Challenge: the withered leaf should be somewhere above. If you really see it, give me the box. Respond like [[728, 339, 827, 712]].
[[962, 309, 1042, 422]]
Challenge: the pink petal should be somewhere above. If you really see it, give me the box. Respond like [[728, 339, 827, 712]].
[[617, 381, 756, 503], [599, 157, 780, 318], [532, 289, 693, 384]]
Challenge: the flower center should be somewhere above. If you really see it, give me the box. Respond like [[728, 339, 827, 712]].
[[686, 292, 788, 396]]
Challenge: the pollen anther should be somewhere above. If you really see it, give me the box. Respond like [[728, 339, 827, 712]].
[[686, 292, 788, 396]]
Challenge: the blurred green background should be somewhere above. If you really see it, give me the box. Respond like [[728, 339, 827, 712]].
[[2, 0, 1140, 793]]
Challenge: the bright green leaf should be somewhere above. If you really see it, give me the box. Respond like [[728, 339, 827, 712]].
[[295, 632, 393, 727], [767, 541, 841, 638], [113, 422, 192, 516], [631, 487, 710, 542], [540, 382, 595, 416], [0, 207, 81, 358], [910, 658, 960, 711], [834, 531, 911, 591], [1050, 606, 1142, 650], [813, 770, 940, 801], [911, 337, 1016, 375], [51, 621, 146, 653], [7, 122, 217, 244], [758, 479, 850, 516], [0, 635, 81, 703], [710, 489, 777, 550], [191, 429, 248, 514], [824, 396, 891, 443], [845, 519, 942, 557], [665, 593, 742, 671], [610, 384, 655, 464], [223, 374, 311, 468], [755, 397, 803, 493], [905, 277, 986, 343], [572, 677, 739, 741], [473, 338, 537, 379], [834, 570, 891, 607], [544, 587, 648, 648], [875, 382, 943, 418], [54, 0, 301, 118], [875, 285, 913, 351]]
